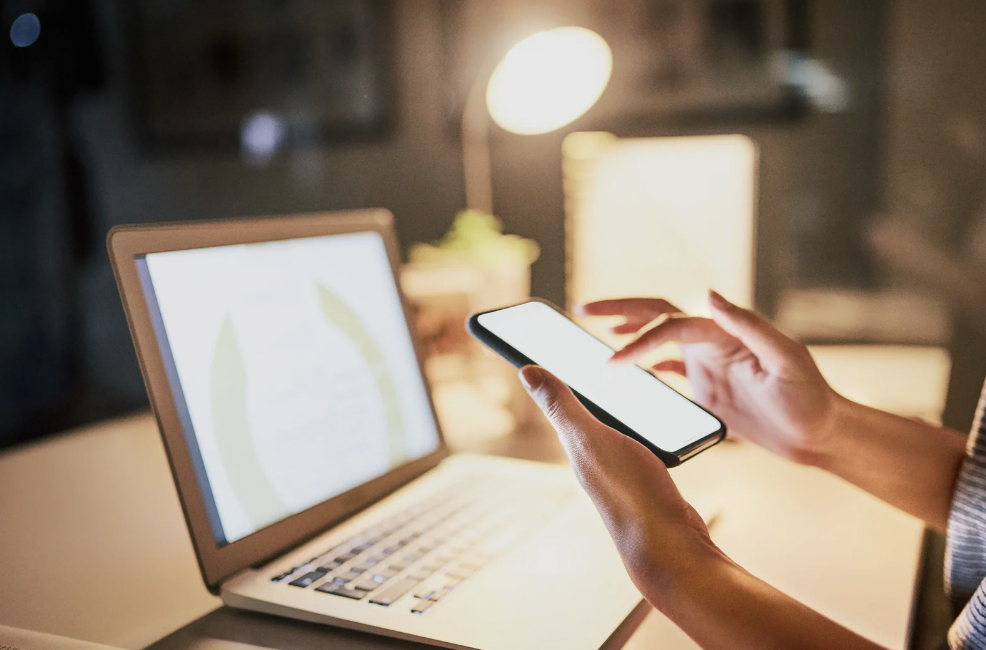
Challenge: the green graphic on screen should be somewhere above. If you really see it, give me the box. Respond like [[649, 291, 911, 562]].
[[210, 283, 407, 532], [316, 284, 407, 466]]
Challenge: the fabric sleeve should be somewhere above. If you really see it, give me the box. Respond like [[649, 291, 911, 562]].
[[950, 580, 986, 650], [947, 384, 986, 648]]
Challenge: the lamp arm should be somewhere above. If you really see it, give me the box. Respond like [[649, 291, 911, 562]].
[[462, 68, 494, 215]]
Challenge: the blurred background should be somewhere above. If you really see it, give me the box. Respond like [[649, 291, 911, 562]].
[[2, 0, 986, 450]]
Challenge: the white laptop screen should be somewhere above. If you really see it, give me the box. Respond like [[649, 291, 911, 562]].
[[134, 231, 441, 546]]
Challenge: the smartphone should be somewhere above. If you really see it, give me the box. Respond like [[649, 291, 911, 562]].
[[467, 299, 726, 466]]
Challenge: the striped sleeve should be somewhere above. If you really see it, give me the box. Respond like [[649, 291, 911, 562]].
[[946, 382, 986, 649], [950, 583, 986, 650]]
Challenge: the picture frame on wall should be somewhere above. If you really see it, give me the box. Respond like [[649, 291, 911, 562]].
[[127, 0, 396, 152]]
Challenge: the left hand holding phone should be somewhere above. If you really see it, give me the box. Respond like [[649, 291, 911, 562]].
[[517, 365, 721, 598], [518, 364, 888, 650]]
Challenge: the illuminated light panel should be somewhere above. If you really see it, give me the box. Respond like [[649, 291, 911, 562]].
[[563, 132, 756, 383]]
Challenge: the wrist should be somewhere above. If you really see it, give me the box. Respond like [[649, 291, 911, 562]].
[[639, 537, 737, 617], [799, 393, 859, 471]]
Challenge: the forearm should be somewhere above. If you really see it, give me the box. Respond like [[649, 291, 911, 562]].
[[811, 395, 966, 532], [645, 547, 886, 650]]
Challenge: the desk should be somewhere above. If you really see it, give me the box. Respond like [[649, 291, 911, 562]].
[[0, 346, 939, 650]]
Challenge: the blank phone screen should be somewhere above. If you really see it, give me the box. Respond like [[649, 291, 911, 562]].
[[477, 301, 721, 452]]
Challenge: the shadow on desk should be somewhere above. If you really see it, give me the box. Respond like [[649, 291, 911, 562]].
[[909, 529, 953, 650], [145, 607, 434, 650], [146, 601, 651, 650]]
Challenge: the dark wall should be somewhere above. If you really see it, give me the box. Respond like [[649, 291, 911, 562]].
[[882, 0, 986, 246], [881, 0, 986, 431]]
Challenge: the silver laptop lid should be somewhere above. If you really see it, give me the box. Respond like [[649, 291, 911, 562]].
[[108, 211, 448, 591]]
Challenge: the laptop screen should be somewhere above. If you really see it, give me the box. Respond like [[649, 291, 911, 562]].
[[134, 231, 441, 546]]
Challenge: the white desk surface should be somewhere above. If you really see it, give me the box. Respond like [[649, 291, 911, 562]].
[[0, 345, 939, 649]]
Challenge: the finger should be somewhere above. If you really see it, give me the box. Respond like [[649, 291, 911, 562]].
[[518, 366, 677, 529], [518, 366, 620, 470], [610, 322, 652, 335], [707, 290, 803, 372], [578, 298, 681, 321], [609, 316, 735, 364], [652, 359, 688, 376]]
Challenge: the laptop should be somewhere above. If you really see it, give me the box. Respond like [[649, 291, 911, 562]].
[[108, 210, 645, 650]]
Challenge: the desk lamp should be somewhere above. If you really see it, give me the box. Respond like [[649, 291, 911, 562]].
[[462, 26, 612, 214]]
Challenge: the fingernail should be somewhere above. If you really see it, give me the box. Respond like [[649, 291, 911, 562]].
[[519, 366, 546, 392], [573, 304, 587, 315], [708, 290, 731, 311]]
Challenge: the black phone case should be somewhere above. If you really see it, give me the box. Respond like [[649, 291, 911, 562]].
[[466, 298, 726, 467]]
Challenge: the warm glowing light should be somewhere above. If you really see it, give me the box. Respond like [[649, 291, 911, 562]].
[[486, 27, 612, 136]]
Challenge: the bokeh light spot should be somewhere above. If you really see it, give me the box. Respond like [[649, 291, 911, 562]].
[[10, 13, 41, 48], [240, 111, 286, 166]]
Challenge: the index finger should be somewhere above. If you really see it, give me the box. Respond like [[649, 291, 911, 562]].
[[578, 298, 681, 317], [609, 315, 737, 364]]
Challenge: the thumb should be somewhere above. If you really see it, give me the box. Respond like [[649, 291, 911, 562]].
[[519, 368, 694, 538], [707, 290, 800, 372], [519, 366, 612, 460]]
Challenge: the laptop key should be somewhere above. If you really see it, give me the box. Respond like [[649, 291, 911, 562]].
[[315, 582, 367, 600], [369, 578, 420, 606], [460, 552, 492, 566], [333, 570, 363, 583], [372, 567, 400, 581], [355, 579, 383, 592], [445, 566, 475, 580], [411, 599, 435, 614], [289, 569, 327, 588]]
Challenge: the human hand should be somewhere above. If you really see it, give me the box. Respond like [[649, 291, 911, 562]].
[[518, 365, 723, 600], [520, 363, 889, 650], [580, 291, 839, 466]]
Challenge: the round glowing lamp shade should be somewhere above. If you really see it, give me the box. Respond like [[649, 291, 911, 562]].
[[486, 27, 612, 136]]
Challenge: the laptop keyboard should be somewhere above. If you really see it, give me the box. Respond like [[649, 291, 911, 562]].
[[272, 479, 572, 614]]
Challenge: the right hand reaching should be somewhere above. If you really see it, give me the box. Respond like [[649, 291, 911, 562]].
[[580, 291, 840, 465]]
